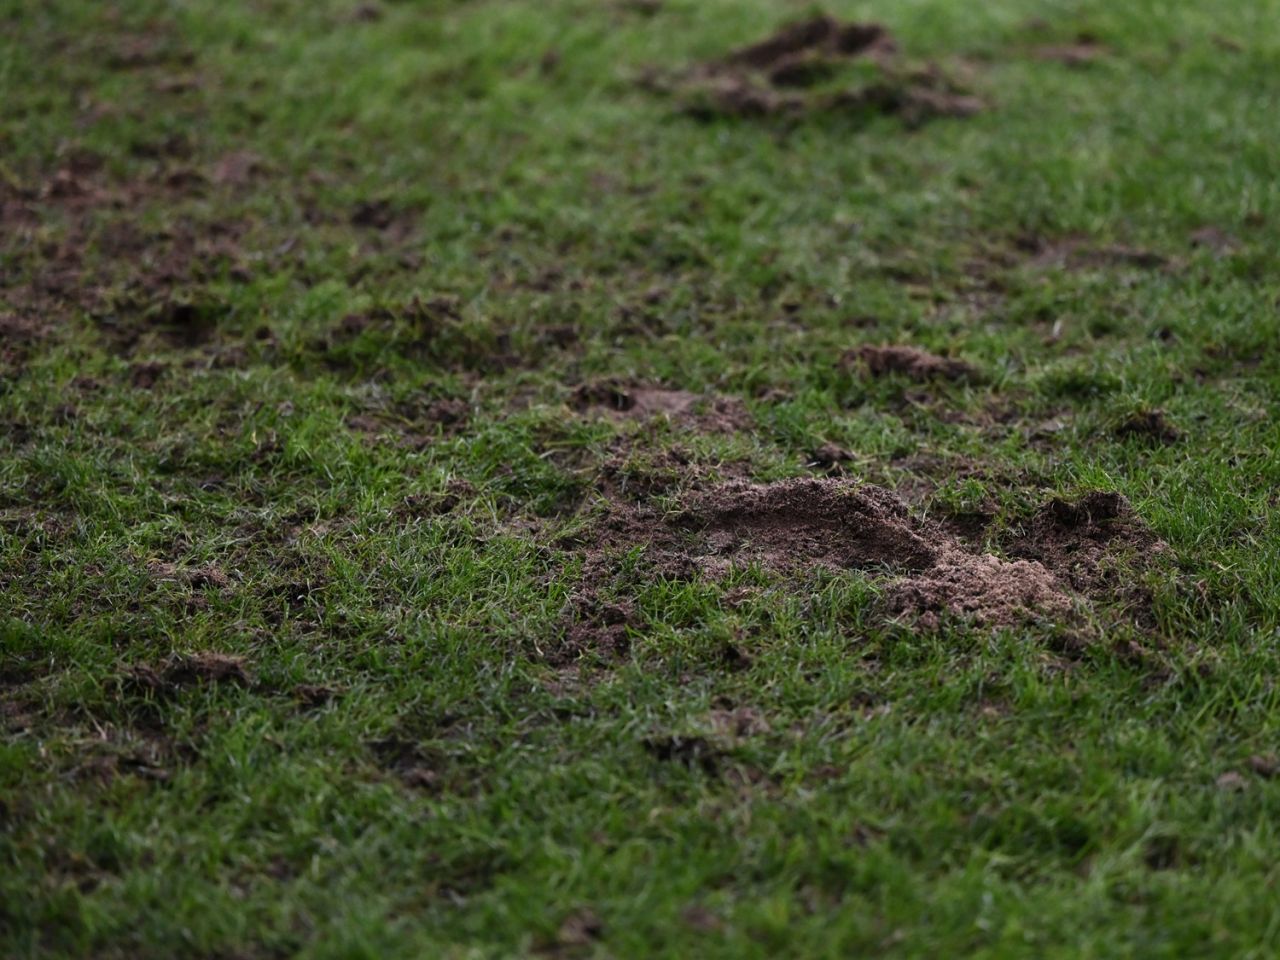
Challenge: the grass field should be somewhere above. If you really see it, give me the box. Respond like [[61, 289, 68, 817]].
[[3, 0, 1280, 956]]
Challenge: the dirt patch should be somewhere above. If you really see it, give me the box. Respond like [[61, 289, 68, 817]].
[[1016, 234, 1173, 272], [1005, 492, 1166, 598], [643, 734, 724, 773], [368, 736, 445, 791], [808, 441, 855, 472], [680, 478, 940, 574], [1114, 409, 1181, 445], [1032, 34, 1107, 66], [647, 14, 982, 125], [1189, 226, 1238, 255], [0, 313, 50, 372], [128, 360, 167, 389], [572, 381, 752, 432], [841, 344, 979, 382], [2, 159, 256, 360], [318, 298, 519, 375], [146, 560, 231, 590], [211, 150, 266, 187], [884, 548, 1071, 628], [561, 478, 1091, 642], [346, 395, 470, 449], [125, 653, 252, 696], [293, 683, 342, 708]]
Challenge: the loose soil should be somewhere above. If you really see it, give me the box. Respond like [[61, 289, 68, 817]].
[[572, 381, 753, 432], [842, 344, 979, 383], [1004, 491, 1166, 597], [1115, 409, 1182, 445], [649, 14, 982, 125], [562, 478, 1161, 646]]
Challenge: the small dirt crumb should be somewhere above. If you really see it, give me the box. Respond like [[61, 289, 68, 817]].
[[572, 381, 750, 431], [127, 652, 252, 694], [211, 151, 265, 186], [842, 344, 978, 382], [706, 706, 770, 738], [682, 904, 724, 932], [725, 16, 893, 70], [653, 14, 978, 126], [166, 653, 251, 686]]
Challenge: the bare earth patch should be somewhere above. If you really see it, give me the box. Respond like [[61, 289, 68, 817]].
[[559, 477, 1158, 647], [645, 14, 982, 125], [1005, 491, 1166, 597], [842, 344, 979, 382], [572, 381, 752, 432]]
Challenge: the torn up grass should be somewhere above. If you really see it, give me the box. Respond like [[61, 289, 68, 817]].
[[3, 0, 1280, 957]]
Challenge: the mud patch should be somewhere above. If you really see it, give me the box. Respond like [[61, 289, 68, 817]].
[[842, 344, 979, 383], [647, 14, 982, 125]]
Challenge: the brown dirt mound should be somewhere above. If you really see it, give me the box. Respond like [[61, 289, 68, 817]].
[[679, 478, 939, 574], [1005, 491, 1166, 595], [842, 344, 978, 382], [650, 14, 981, 125], [885, 548, 1071, 628], [563, 478, 1085, 641]]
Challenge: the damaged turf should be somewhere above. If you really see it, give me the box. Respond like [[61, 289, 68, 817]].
[[649, 14, 983, 125], [562, 478, 1162, 638]]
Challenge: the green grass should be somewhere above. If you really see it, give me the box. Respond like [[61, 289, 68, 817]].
[[3, 0, 1280, 956]]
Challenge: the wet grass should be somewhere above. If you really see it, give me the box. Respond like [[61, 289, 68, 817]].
[[3, 0, 1280, 956]]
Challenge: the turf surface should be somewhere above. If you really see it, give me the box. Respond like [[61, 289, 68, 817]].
[[3, 1, 1280, 957]]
